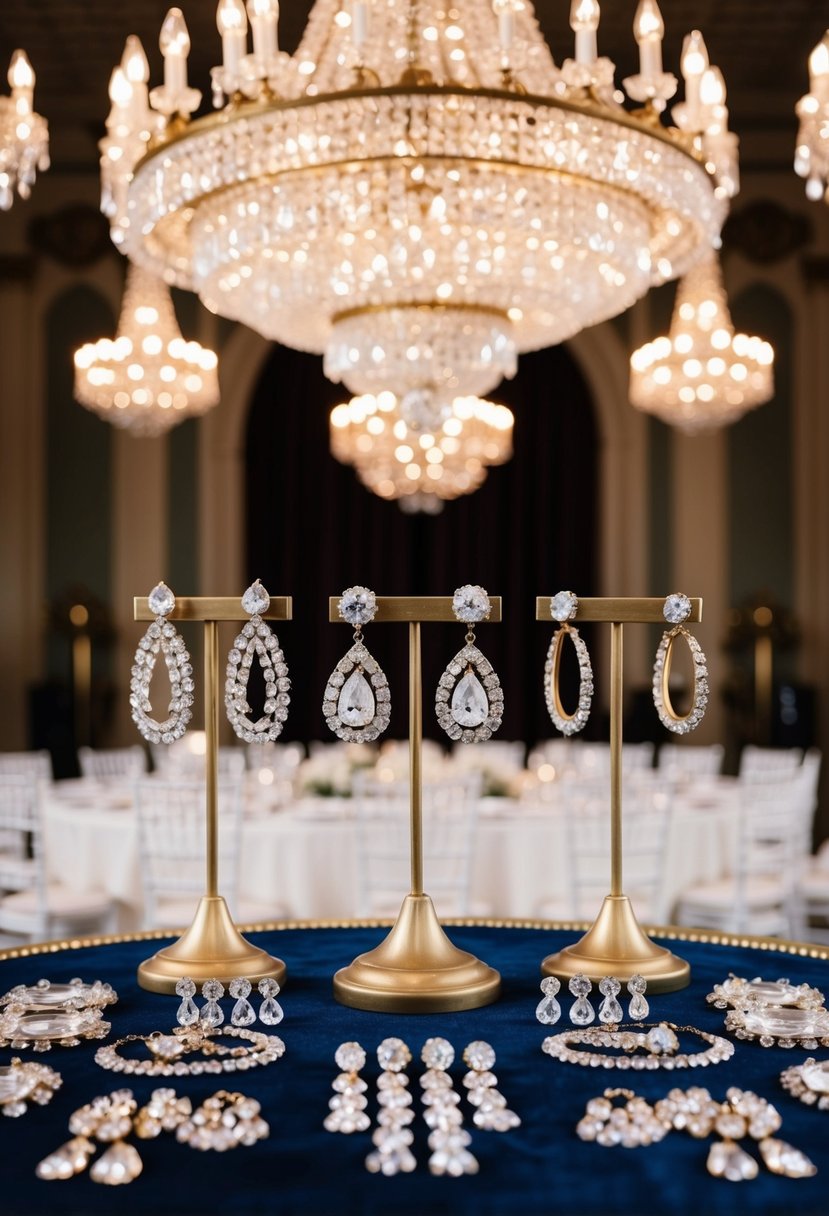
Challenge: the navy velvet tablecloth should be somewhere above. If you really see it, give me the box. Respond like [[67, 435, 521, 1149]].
[[1, 922, 829, 1216]]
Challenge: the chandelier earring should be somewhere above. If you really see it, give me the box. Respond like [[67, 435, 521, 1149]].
[[130, 582, 193, 745], [435, 585, 504, 744], [225, 580, 291, 743], [652, 593, 709, 734], [544, 591, 593, 735], [323, 587, 391, 742]]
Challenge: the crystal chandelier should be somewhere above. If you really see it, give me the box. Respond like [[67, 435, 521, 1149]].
[[99, 1, 737, 413], [330, 392, 514, 512], [629, 253, 774, 434], [795, 30, 829, 201], [0, 50, 49, 211], [73, 263, 220, 437]]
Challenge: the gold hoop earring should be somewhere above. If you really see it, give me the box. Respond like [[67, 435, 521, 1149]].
[[652, 593, 708, 734], [544, 591, 593, 736]]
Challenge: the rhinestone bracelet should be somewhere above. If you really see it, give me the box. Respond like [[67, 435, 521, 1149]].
[[542, 1022, 734, 1071], [94, 1025, 285, 1077]]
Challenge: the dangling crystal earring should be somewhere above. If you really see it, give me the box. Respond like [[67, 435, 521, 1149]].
[[225, 580, 291, 743], [569, 973, 595, 1025], [257, 978, 283, 1025], [536, 976, 562, 1025], [229, 978, 255, 1027], [324, 1042, 370, 1134], [598, 976, 624, 1024], [652, 593, 709, 734], [130, 582, 193, 745], [200, 979, 224, 1028], [627, 974, 649, 1020], [323, 586, 391, 742], [435, 585, 504, 744], [175, 977, 199, 1027], [545, 591, 593, 735]]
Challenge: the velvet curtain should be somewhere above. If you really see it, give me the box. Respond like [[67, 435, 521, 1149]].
[[245, 341, 598, 746]]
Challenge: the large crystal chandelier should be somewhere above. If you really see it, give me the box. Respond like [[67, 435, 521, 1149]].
[[629, 253, 774, 434], [99, 0, 737, 413], [330, 392, 513, 512], [795, 30, 829, 201], [74, 263, 220, 436], [0, 50, 49, 211]]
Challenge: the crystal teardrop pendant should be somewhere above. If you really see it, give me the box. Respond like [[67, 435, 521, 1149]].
[[323, 641, 391, 742], [435, 644, 503, 743], [130, 582, 193, 745], [226, 581, 291, 743], [176, 995, 199, 1026]]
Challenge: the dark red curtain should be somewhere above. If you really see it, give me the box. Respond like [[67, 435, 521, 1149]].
[[245, 341, 598, 746]]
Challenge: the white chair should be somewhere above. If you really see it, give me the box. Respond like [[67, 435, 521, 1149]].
[[0, 751, 52, 780], [244, 741, 305, 772], [0, 776, 114, 943], [151, 738, 246, 779], [451, 740, 526, 772], [675, 775, 810, 937], [658, 743, 724, 778], [134, 777, 282, 929], [78, 745, 148, 779], [529, 740, 653, 777], [352, 772, 483, 917], [739, 745, 803, 778], [793, 839, 829, 944]]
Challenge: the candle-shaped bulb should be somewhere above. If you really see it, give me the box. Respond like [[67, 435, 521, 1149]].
[[218, 0, 247, 33], [633, 0, 663, 80], [350, 0, 369, 53], [8, 50, 35, 93], [160, 8, 190, 98], [809, 32, 829, 89], [108, 66, 134, 108], [121, 36, 149, 85], [570, 0, 599, 65], [700, 65, 725, 108], [493, 0, 518, 55], [681, 30, 708, 81], [246, 0, 280, 65]]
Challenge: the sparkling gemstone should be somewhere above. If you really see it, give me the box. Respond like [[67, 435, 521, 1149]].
[[801, 1059, 829, 1094], [202, 979, 224, 1001], [452, 585, 490, 624], [628, 992, 650, 1020], [569, 973, 592, 998], [230, 997, 256, 1027], [663, 592, 692, 624], [541, 976, 561, 997], [147, 1036, 185, 1059], [175, 976, 196, 998], [148, 582, 175, 617], [421, 1037, 455, 1071], [229, 978, 252, 999], [463, 1041, 495, 1072], [338, 671, 376, 727], [338, 586, 376, 628], [551, 590, 578, 622], [646, 1025, 679, 1054], [759, 1137, 817, 1178], [377, 1038, 411, 1072], [599, 995, 624, 1024], [242, 580, 270, 616], [36, 1137, 94, 1180], [450, 671, 488, 727], [536, 995, 562, 1025], [200, 999, 224, 1029], [176, 995, 199, 1027], [259, 995, 283, 1025], [90, 1141, 144, 1185], [599, 976, 621, 997], [335, 1042, 367, 1073], [707, 1139, 759, 1181]]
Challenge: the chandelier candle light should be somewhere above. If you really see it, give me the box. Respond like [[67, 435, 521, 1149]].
[[74, 264, 220, 436], [99, 0, 736, 414], [0, 50, 49, 211], [629, 253, 774, 434], [795, 30, 829, 202]]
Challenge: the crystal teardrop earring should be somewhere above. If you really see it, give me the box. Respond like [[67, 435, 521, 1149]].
[[652, 593, 709, 734], [435, 585, 504, 743], [323, 586, 391, 742], [225, 579, 291, 743], [130, 582, 193, 745], [544, 590, 593, 735]]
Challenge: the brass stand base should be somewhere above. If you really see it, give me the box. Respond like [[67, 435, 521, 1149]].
[[333, 894, 501, 1013], [541, 895, 690, 994], [137, 895, 286, 995]]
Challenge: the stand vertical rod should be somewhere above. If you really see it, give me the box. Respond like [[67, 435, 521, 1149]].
[[409, 620, 424, 896], [204, 619, 219, 899], [609, 621, 623, 898]]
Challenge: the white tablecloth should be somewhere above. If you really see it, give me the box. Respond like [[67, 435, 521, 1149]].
[[42, 777, 740, 931]]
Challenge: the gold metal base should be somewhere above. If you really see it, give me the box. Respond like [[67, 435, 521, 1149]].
[[333, 894, 501, 1012], [541, 895, 691, 994], [136, 896, 286, 995]]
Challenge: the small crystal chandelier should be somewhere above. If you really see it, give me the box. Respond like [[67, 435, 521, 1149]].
[[74, 263, 220, 437], [99, 1, 737, 410], [330, 392, 514, 513], [795, 30, 829, 201], [0, 50, 49, 211], [629, 253, 774, 434]]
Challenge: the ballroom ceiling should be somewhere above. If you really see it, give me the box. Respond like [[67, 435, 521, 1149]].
[[0, 1, 825, 169]]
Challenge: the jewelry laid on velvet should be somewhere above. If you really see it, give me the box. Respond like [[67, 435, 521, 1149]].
[[324, 1042, 370, 1134], [366, 1037, 416, 1177], [706, 974, 825, 1012], [462, 1041, 521, 1132], [0, 978, 117, 1013], [544, 590, 593, 735], [652, 592, 709, 733], [130, 582, 193, 745], [535, 976, 562, 1025], [568, 973, 595, 1025], [0, 1005, 111, 1051], [420, 1037, 479, 1176], [780, 1058, 829, 1111], [257, 977, 284, 1025], [94, 1025, 286, 1077], [175, 977, 199, 1027], [134, 1088, 192, 1139], [225, 579, 291, 743], [627, 974, 650, 1020], [175, 1090, 269, 1151], [200, 979, 225, 1028], [324, 587, 391, 743], [0, 1058, 62, 1117], [229, 977, 256, 1027], [598, 976, 624, 1024], [435, 585, 504, 744], [723, 1002, 829, 1050], [576, 1087, 669, 1147], [37, 1089, 143, 1186], [542, 1022, 734, 1070]]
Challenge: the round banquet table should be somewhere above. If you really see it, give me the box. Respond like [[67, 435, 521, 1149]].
[[0, 920, 827, 1216]]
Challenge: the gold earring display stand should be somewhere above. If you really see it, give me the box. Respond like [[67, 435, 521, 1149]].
[[537, 596, 702, 995], [134, 595, 290, 994], [331, 596, 502, 1012]]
